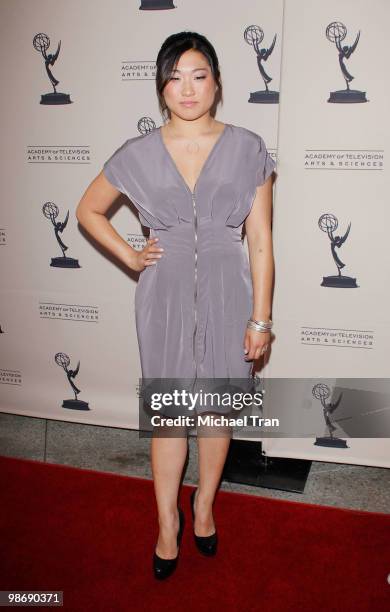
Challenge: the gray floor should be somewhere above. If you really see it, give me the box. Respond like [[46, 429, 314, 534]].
[[1, 412, 389, 514]]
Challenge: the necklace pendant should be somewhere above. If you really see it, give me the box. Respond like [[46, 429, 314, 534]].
[[186, 141, 200, 154]]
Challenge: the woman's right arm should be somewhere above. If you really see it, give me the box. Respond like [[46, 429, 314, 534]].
[[75, 171, 163, 272]]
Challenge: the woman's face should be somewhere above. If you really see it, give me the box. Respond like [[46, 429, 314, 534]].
[[162, 48, 218, 121]]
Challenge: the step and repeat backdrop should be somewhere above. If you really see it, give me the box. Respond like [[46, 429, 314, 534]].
[[262, 0, 390, 467], [1, 0, 389, 468]]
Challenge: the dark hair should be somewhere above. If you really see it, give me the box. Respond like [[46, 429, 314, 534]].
[[156, 31, 223, 122]]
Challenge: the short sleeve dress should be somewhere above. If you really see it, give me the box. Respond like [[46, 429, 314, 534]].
[[103, 123, 276, 392]]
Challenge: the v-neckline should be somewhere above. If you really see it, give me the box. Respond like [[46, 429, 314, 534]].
[[157, 123, 230, 195]]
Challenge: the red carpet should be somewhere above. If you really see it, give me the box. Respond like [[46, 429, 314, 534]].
[[0, 455, 389, 612]]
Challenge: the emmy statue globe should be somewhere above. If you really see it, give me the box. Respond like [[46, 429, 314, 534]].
[[55, 353, 89, 411], [244, 25, 279, 104], [326, 22, 368, 103], [312, 383, 348, 448], [139, 0, 176, 9], [137, 116, 156, 135], [318, 213, 358, 288], [43, 202, 80, 268], [33, 33, 72, 105]]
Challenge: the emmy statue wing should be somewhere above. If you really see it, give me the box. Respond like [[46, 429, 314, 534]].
[[53, 41, 61, 62], [330, 392, 343, 412], [350, 31, 360, 54], [340, 221, 351, 245], [265, 34, 277, 59], [61, 210, 70, 230]]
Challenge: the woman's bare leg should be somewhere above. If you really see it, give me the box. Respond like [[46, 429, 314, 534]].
[[194, 415, 232, 536], [151, 427, 188, 558]]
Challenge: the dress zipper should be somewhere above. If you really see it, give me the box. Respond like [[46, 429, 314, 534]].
[[191, 189, 198, 378]]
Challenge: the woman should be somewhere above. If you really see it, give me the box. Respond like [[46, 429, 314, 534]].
[[76, 31, 276, 580]]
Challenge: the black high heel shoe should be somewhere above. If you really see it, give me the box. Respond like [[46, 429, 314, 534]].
[[153, 506, 185, 580], [190, 488, 218, 556]]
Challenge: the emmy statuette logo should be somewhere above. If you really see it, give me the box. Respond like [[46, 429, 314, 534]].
[[318, 213, 358, 288], [139, 0, 176, 9], [137, 116, 156, 135], [244, 26, 279, 104], [55, 352, 89, 411], [326, 22, 368, 103], [33, 33, 72, 105], [312, 383, 348, 448], [43, 202, 80, 268]]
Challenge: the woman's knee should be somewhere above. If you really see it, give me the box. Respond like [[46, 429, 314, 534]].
[[195, 411, 233, 438]]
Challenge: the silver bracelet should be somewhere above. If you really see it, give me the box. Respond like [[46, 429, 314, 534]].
[[247, 318, 273, 333], [250, 317, 273, 328]]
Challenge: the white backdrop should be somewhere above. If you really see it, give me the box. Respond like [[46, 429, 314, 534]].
[[0, 0, 389, 468], [261, 0, 390, 467]]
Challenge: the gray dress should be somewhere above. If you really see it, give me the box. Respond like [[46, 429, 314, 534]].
[[103, 124, 276, 408]]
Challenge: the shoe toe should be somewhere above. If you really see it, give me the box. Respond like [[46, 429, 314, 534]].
[[153, 552, 178, 579], [194, 531, 218, 556]]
